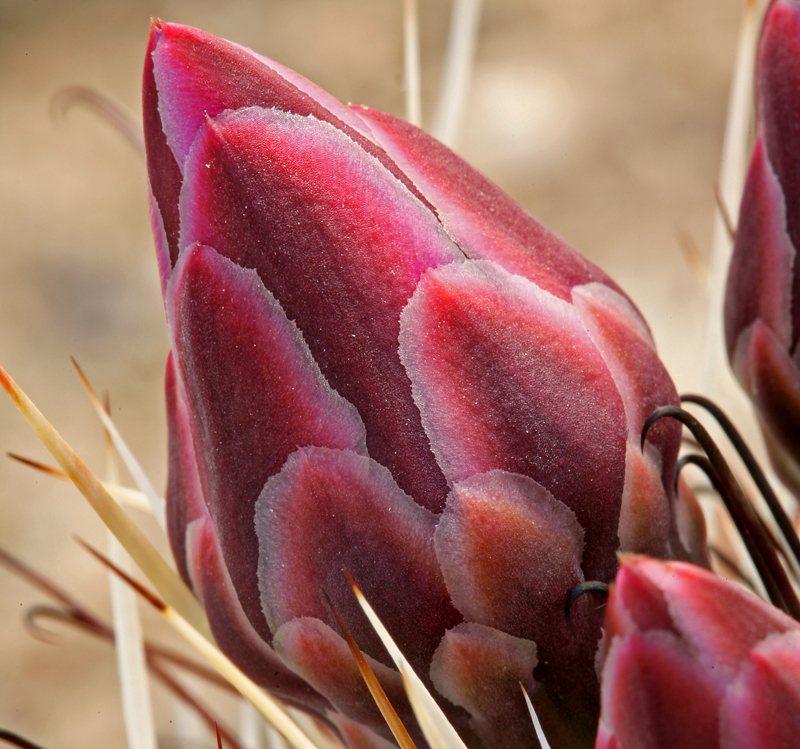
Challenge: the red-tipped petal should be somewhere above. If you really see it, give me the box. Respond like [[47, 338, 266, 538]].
[[629, 557, 798, 679], [616, 442, 671, 558], [433, 470, 601, 724], [725, 138, 795, 357], [144, 21, 183, 268], [145, 21, 434, 247], [758, 0, 800, 346], [351, 107, 624, 302], [429, 623, 544, 749], [572, 282, 680, 479], [272, 617, 412, 743], [185, 518, 325, 707], [171, 243, 367, 639], [179, 106, 461, 512], [256, 447, 461, 676], [598, 631, 723, 749], [401, 259, 626, 580], [719, 631, 800, 749], [733, 320, 800, 474]]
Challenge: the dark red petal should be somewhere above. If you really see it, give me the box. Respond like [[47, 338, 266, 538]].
[[180, 107, 462, 512], [171, 243, 367, 639], [719, 631, 800, 749], [185, 518, 326, 707], [631, 557, 799, 679], [351, 106, 626, 303], [758, 0, 800, 347], [272, 618, 413, 743], [433, 470, 601, 726], [401, 260, 627, 580], [164, 352, 206, 588], [430, 623, 546, 749], [725, 138, 794, 358], [733, 320, 800, 475], [598, 631, 723, 749], [144, 21, 183, 268], [256, 447, 461, 676]]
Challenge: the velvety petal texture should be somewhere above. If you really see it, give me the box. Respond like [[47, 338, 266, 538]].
[[725, 0, 800, 497], [144, 20, 700, 748], [596, 557, 800, 749]]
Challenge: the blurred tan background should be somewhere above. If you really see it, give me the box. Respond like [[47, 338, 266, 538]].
[[0, 0, 745, 747]]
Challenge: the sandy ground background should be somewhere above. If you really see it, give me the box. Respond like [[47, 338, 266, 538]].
[[0, 0, 756, 747]]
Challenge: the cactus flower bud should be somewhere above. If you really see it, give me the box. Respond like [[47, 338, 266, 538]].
[[144, 21, 705, 748], [596, 556, 800, 749], [725, 0, 800, 494]]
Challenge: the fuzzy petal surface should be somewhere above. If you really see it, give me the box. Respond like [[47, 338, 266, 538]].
[[719, 631, 800, 749], [401, 259, 626, 580], [623, 557, 798, 680], [273, 617, 415, 743], [597, 631, 723, 749], [434, 470, 601, 728], [724, 138, 795, 357], [180, 106, 462, 512], [185, 517, 325, 707], [733, 320, 800, 474], [164, 352, 206, 587], [171, 243, 366, 638], [256, 447, 461, 675], [430, 623, 543, 749], [351, 107, 624, 302], [759, 0, 800, 347]]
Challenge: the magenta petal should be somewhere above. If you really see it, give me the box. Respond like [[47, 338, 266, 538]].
[[759, 0, 800, 343], [725, 138, 795, 356], [598, 631, 723, 749], [733, 320, 800, 473], [144, 23, 183, 268], [171, 243, 366, 638], [351, 107, 623, 302], [256, 447, 461, 675], [433, 470, 601, 725], [719, 631, 800, 749], [185, 518, 325, 707], [401, 259, 626, 579], [272, 617, 413, 743], [180, 106, 462, 511], [572, 282, 680, 478], [429, 623, 543, 749], [572, 282, 681, 558], [148, 22, 430, 211], [164, 352, 206, 588], [632, 557, 798, 679]]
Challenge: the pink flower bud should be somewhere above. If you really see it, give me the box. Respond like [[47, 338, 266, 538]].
[[725, 0, 800, 495], [144, 21, 705, 748], [597, 556, 800, 749]]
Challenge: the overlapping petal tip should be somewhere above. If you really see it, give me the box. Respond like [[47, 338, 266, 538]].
[[597, 557, 800, 749], [400, 259, 627, 581], [725, 0, 800, 495], [350, 107, 627, 304], [255, 446, 461, 673], [145, 20, 701, 747]]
